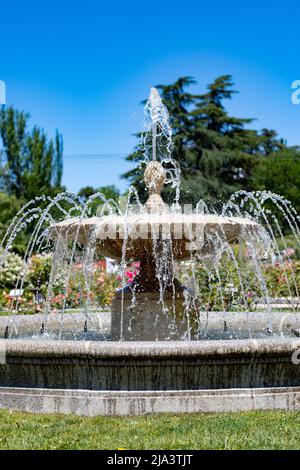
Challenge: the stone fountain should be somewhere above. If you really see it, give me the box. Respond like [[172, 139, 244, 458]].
[[0, 87, 299, 416]]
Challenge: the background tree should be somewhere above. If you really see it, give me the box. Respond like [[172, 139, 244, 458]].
[[250, 152, 300, 214], [78, 185, 120, 203], [0, 106, 64, 254], [123, 75, 300, 209], [0, 106, 64, 200], [0, 192, 26, 254], [78, 185, 121, 216]]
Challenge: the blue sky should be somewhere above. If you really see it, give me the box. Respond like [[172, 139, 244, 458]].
[[1, 0, 300, 192]]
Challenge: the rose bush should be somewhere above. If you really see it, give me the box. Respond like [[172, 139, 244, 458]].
[[188, 259, 300, 312], [1, 249, 300, 314], [0, 253, 139, 314]]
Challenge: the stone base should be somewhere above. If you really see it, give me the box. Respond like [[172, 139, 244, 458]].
[[111, 290, 197, 341], [0, 338, 300, 414], [0, 386, 299, 416]]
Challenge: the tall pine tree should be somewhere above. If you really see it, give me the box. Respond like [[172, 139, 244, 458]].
[[0, 106, 64, 200], [123, 75, 298, 208]]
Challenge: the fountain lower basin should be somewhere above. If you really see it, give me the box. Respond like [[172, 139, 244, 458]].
[[0, 336, 299, 415], [0, 312, 300, 416]]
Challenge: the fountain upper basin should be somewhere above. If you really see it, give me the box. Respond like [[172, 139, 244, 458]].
[[49, 213, 258, 260]]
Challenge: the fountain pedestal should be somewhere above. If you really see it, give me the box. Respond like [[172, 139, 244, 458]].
[[111, 254, 197, 341], [111, 290, 194, 341], [111, 161, 198, 340]]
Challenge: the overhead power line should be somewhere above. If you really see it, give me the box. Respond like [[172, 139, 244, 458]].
[[64, 153, 127, 159], [63, 153, 300, 160]]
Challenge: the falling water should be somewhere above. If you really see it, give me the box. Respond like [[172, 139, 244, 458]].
[[142, 87, 181, 204]]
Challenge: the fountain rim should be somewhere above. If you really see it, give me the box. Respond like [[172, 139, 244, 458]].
[[2, 337, 300, 359], [48, 213, 259, 242]]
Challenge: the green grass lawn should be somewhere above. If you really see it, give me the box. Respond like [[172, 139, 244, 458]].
[[0, 410, 299, 450]]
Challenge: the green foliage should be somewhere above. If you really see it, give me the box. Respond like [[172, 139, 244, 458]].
[[0, 253, 54, 313], [78, 186, 98, 201], [0, 106, 65, 254], [1, 248, 300, 315], [250, 154, 300, 214], [78, 185, 120, 203], [77, 184, 121, 217], [0, 106, 64, 200], [50, 259, 119, 311], [27, 254, 53, 295], [0, 192, 27, 254], [181, 252, 300, 312], [0, 254, 131, 313]]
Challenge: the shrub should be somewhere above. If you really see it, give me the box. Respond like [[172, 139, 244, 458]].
[[1, 248, 300, 315]]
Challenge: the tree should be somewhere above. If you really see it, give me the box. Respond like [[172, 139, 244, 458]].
[[183, 75, 260, 205], [0, 192, 26, 254], [122, 75, 299, 209], [78, 185, 120, 203], [250, 153, 300, 214], [78, 185, 121, 216], [0, 106, 64, 200], [78, 186, 97, 202]]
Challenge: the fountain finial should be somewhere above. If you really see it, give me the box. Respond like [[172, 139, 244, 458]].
[[144, 160, 167, 213]]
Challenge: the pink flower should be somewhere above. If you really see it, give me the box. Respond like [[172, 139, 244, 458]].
[[126, 271, 134, 281]]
